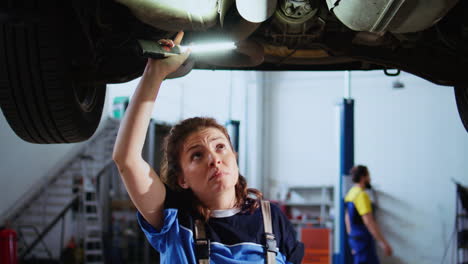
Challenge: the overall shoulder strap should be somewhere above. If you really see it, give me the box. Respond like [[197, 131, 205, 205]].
[[194, 219, 210, 264], [261, 200, 277, 264]]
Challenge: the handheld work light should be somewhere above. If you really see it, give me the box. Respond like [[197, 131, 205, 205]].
[[138, 39, 236, 59]]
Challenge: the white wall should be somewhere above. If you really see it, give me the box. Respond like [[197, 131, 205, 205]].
[[264, 70, 468, 264], [264, 72, 344, 191], [107, 71, 245, 124]]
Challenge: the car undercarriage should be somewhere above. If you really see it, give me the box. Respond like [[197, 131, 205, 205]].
[[1, 0, 467, 143]]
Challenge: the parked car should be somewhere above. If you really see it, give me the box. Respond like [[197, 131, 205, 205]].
[[1, 0, 467, 143]]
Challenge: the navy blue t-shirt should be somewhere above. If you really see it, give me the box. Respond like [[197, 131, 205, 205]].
[[137, 185, 304, 264]]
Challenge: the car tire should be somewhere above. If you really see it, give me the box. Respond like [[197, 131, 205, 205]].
[[455, 85, 468, 133], [0, 4, 105, 144]]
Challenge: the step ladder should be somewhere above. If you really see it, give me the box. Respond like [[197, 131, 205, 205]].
[[81, 154, 104, 264], [78, 119, 119, 264]]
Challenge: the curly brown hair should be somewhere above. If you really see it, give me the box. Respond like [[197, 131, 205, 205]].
[[160, 117, 262, 221]]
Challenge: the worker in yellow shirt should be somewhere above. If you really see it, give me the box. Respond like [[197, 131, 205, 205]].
[[345, 165, 393, 264]]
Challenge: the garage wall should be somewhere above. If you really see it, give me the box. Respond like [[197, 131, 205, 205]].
[[263, 70, 468, 264]]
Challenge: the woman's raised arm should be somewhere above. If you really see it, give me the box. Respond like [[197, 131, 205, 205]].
[[112, 32, 190, 229]]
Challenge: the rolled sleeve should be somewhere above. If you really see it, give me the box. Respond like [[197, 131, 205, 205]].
[[354, 192, 372, 216], [137, 208, 180, 253]]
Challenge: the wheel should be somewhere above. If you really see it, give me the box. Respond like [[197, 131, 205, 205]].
[[455, 85, 468, 133], [0, 2, 105, 144]]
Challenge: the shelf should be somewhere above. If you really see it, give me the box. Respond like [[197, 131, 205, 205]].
[[285, 186, 335, 232]]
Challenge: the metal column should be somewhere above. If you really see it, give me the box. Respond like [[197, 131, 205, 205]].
[[334, 72, 354, 264], [226, 120, 240, 153], [333, 98, 354, 264]]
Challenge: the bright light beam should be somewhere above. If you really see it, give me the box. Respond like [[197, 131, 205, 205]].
[[138, 39, 237, 59], [180, 42, 236, 53]]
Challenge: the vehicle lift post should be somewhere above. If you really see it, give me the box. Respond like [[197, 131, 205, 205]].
[[334, 71, 354, 264]]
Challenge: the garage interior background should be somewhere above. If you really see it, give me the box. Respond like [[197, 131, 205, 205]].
[[0, 70, 467, 264]]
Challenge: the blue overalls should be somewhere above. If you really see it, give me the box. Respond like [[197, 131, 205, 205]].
[[346, 193, 380, 264]]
